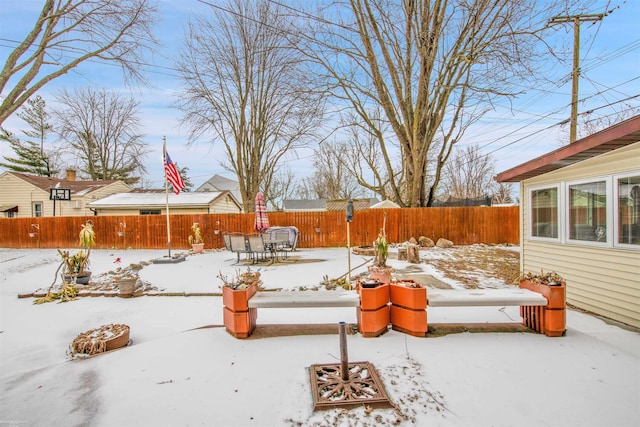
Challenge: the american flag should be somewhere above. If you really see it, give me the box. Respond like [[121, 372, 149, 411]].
[[164, 151, 185, 195]]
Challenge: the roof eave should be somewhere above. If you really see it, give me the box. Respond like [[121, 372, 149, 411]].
[[495, 115, 640, 183]]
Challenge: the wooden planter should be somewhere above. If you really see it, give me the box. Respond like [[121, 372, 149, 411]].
[[519, 279, 566, 337], [390, 305, 427, 337], [390, 280, 427, 310], [222, 283, 258, 338]]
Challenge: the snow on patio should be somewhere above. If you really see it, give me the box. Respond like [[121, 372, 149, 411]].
[[0, 246, 638, 426]]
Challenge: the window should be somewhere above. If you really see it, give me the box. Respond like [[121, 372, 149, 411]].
[[140, 209, 161, 215], [617, 175, 640, 246], [568, 181, 607, 242], [33, 202, 43, 218], [530, 187, 558, 238]]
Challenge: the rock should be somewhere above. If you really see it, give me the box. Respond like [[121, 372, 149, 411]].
[[418, 236, 434, 247], [436, 238, 454, 248], [409, 237, 418, 245], [407, 244, 420, 263], [397, 247, 408, 261]]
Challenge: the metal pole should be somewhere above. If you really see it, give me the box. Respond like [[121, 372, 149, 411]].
[[339, 321, 349, 381], [347, 222, 351, 289], [163, 137, 172, 257]]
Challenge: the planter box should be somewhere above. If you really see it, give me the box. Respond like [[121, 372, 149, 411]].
[[519, 279, 565, 309], [390, 280, 426, 310], [357, 282, 389, 311], [357, 305, 389, 338], [390, 305, 427, 337], [222, 283, 258, 311], [223, 307, 257, 339]]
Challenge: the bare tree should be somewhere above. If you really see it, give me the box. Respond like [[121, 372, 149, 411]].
[[300, 140, 367, 200], [0, 95, 61, 176], [300, 0, 588, 206], [54, 87, 150, 185], [176, 0, 325, 212], [493, 183, 515, 205], [0, 0, 157, 126], [439, 144, 497, 200]]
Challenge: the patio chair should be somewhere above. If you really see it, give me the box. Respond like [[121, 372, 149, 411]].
[[274, 230, 294, 259], [247, 234, 272, 264], [222, 232, 232, 251], [229, 234, 250, 263]]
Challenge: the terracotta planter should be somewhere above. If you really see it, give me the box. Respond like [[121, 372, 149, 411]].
[[192, 243, 205, 254], [223, 307, 257, 339], [357, 305, 390, 338], [357, 281, 389, 311], [519, 279, 565, 309], [519, 279, 566, 337], [222, 283, 258, 311], [368, 266, 393, 283], [105, 325, 131, 351], [390, 305, 427, 337], [390, 280, 426, 310]]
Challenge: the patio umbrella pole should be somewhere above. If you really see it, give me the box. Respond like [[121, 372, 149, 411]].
[[339, 321, 349, 382]]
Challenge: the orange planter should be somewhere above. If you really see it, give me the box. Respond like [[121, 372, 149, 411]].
[[222, 283, 258, 338], [222, 283, 258, 311], [519, 279, 565, 309], [223, 307, 257, 338], [357, 305, 390, 338], [357, 282, 390, 311], [519, 279, 566, 337], [390, 280, 427, 310], [390, 305, 427, 337]]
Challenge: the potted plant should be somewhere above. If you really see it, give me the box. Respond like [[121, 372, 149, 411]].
[[368, 214, 393, 283], [188, 222, 205, 253], [219, 269, 259, 338], [60, 221, 96, 285]]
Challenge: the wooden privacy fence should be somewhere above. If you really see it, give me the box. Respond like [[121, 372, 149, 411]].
[[0, 206, 519, 250]]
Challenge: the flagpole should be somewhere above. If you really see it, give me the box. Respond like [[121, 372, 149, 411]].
[[163, 136, 172, 257]]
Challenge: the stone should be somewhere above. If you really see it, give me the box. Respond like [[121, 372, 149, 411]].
[[418, 236, 434, 247], [397, 247, 408, 261], [407, 244, 420, 263], [436, 238, 454, 248]]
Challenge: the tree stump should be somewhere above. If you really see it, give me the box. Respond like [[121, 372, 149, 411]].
[[407, 244, 420, 263]]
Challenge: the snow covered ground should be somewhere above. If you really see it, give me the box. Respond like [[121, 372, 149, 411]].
[[1, 246, 638, 426]]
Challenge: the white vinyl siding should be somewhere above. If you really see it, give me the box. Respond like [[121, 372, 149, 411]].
[[521, 143, 640, 328]]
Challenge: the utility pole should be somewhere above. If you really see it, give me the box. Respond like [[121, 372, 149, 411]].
[[549, 13, 604, 143]]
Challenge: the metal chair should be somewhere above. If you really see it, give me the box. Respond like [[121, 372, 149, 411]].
[[229, 234, 250, 263], [246, 234, 271, 264]]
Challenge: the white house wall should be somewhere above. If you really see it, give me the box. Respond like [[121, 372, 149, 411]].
[[522, 143, 640, 328]]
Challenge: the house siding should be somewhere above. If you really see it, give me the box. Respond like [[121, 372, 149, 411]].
[[521, 143, 640, 328], [0, 173, 48, 218]]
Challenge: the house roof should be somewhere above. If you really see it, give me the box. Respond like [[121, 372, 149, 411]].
[[283, 199, 327, 211], [370, 199, 401, 209], [6, 172, 128, 196], [495, 115, 640, 183], [87, 190, 238, 208]]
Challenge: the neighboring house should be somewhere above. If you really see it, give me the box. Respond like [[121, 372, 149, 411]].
[[370, 199, 401, 209], [196, 174, 242, 205], [0, 169, 132, 218], [87, 190, 242, 216], [496, 115, 640, 328], [283, 198, 380, 212]]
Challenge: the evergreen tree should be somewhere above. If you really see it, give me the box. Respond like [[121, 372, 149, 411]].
[[0, 96, 58, 176]]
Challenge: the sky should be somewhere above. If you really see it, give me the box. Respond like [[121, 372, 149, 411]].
[[0, 0, 639, 190], [1, 246, 639, 426]]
